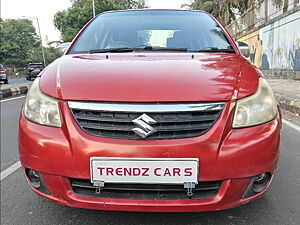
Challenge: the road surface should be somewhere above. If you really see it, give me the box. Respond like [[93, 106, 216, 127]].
[[0, 78, 31, 87], [1, 97, 300, 225]]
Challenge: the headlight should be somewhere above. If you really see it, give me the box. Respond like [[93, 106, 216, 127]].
[[24, 77, 62, 127], [233, 77, 277, 128]]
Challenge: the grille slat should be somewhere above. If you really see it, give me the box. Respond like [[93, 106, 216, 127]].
[[81, 124, 134, 132], [70, 102, 224, 140], [79, 122, 214, 132], [74, 113, 219, 123], [70, 178, 222, 200]]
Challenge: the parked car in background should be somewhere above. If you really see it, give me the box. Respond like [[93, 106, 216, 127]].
[[26, 63, 44, 80], [19, 10, 281, 212], [0, 64, 8, 84]]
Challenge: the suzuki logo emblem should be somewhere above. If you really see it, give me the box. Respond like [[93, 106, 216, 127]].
[[132, 114, 157, 138]]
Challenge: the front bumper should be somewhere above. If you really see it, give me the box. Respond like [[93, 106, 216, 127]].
[[24, 171, 276, 212], [19, 101, 281, 212], [27, 73, 39, 78]]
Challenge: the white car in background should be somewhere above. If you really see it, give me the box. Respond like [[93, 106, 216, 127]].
[[0, 64, 8, 84]]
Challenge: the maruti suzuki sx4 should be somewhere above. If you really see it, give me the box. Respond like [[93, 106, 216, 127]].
[[19, 10, 281, 212]]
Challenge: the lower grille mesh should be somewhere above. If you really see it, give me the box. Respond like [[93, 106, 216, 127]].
[[70, 178, 222, 200]]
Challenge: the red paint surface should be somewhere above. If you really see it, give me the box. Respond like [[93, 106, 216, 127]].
[[40, 53, 259, 102]]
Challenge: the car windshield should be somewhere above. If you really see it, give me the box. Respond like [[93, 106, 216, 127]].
[[30, 65, 43, 68], [69, 10, 234, 54]]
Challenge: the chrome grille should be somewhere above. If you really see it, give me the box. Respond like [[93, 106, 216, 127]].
[[68, 102, 225, 140]]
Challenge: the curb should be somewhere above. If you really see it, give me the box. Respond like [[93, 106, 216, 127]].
[[0, 83, 31, 100], [275, 93, 300, 115]]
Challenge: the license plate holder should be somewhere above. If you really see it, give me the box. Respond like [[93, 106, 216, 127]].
[[90, 157, 199, 184]]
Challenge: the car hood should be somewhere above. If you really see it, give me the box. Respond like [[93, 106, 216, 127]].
[[40, 53, 259, 102]]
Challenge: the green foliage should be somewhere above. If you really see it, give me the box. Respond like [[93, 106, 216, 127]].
[[44, 47, 57, 65], [189, 0, 253, 25], [54, 0, 146, 42], [188, 0, 284, 25], [29, 47, 57, 65], [115, 0, 147, 9], [0, 19, 59, 73], [0, 19, 40, 68]]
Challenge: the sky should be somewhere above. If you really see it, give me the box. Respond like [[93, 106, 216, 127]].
[[1, 0, 191, 44], [1, 0, 72, 44]]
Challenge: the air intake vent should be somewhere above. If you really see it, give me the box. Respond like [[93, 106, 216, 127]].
[[69, 102, 225, 140], [70, 178, 222, 200]]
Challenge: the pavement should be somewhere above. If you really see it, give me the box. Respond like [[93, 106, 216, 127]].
[[268, 78, 300, 115], [1, 97, 300, 225]]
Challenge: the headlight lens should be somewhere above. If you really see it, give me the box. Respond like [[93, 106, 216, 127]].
[[24, 77, 62, 127], [233, 77, 277, 128]]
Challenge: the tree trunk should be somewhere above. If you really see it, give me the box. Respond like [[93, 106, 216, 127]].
[[265, 0, 269, 22], [247, 0, 255, 29], [283, 0, 289, 13]]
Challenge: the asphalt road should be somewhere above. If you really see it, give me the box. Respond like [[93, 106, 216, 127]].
[[0, 77, 31, 86], [1, 97, 300, 225]]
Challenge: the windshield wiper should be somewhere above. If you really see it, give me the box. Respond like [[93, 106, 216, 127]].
[[89, 45, 188, 53], [89, 47, 139, 53], [192, 47, 236, 53]]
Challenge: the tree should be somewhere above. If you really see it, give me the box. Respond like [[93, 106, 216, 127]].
[[187, 0, 254, 25], [0, 19, 40, 69], [54, 0, 147, 42], [187, 0, 284, 25], [115, 0, 146, 9], [0, 19, 58, 73], [29, 47, 57, 66]]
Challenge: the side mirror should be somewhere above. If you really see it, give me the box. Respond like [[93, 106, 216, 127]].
[[56, 42, 71, 57], [236, 41, 250, 58]]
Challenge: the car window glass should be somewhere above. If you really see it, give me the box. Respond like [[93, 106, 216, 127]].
[[69, 11, 233, 54], [29, 65, 43, 68]]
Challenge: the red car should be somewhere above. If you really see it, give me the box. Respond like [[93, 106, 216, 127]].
[[19, 10, 281, 212]]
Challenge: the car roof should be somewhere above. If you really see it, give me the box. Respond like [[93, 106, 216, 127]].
[[98, 9, 206, 16]]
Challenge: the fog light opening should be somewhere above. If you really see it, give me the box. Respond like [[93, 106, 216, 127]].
[[242, 172, 272, 199], [25, 168, 41, 189], [253, 172, 271, 193]]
